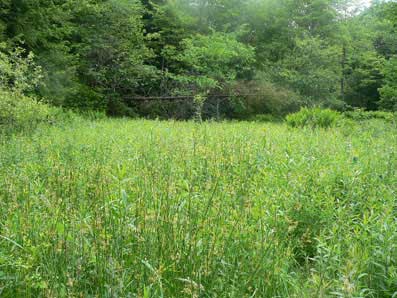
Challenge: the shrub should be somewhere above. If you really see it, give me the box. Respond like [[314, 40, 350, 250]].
[[0, 44, 43, 93], [286, 108, 340, 128], [0, 45, 58, 133], [0, 89, 54, 133], [229, 80, 304, 119], [343, 109, 395, 122]]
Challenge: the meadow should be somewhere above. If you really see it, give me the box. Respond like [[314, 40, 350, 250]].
[[0, 118, 396, 297]]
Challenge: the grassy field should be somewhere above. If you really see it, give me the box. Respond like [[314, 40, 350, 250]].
[[0, 118, 396, 297]]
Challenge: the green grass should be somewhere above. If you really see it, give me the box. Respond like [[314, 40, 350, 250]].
[[0, 118, 396, 297]]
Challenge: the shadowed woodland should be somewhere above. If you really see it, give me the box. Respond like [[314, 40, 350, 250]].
[[1, 0, 396, 119]]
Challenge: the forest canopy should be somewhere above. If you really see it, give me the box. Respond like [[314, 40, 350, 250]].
[[0, 0, 396, 119]]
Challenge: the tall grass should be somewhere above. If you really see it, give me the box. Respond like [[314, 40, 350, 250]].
[[0, 118, 396, 297]]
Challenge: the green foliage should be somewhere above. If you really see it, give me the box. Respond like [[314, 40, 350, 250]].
[[344, 50, 385, 110], [271, 37, 340, 103], [0, 44, 55, 133], [344, 109, 396, 121], [137, 99, 194, 120], [379, 57, 397, 111], [142, 0, 191, 71], [0, 89, 53, 133], [176, 32, 255, 92], [0, 1, 10, 41], [63, 85, 106, 112], [0, 44, 42, 93], [71, 0, 155, 114], [2, 0, 80, 105], [384, 1, 397, 25], [249, 113, 282, 122], [193, 94, 206, 122], [286, 0, 338, 37], [341, 2, 396, 110], [286, 107, 341, 128], [230, 80, 304, 118], [0, 0, 155, 114], [0, 0, 396, 118]]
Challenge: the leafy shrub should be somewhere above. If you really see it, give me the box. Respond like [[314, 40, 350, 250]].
[[0, 44, 43, 93], [0, 90, 53, 133], [378, 85, 397, 111], [176, 32, 255, 91], [286, 108, 340, 128], [230, 80, 304, 119], [0, 45, 58, 133], [343, 109, 395, 122]]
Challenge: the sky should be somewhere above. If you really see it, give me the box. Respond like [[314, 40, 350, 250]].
[[350, 0, 373, 13], [363, 0, 373, 7]]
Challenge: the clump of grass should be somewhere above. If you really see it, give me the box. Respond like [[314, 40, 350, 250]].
[[286, 107, 340, 128], [0, 117, 396, 297]]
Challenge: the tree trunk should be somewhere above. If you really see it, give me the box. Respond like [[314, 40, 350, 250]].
[[341, 45, 347, 100]]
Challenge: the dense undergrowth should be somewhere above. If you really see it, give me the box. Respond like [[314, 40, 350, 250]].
[[0, 117, 396, 297], [286, 108, 341, 128]]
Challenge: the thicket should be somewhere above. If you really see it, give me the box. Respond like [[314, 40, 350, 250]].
[[344, 109, 396, 122], [0, 45, 57, 133], [0, 0, 396, 119]]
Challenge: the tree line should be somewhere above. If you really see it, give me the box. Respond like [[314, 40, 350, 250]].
[[0, 0, 396, 119]]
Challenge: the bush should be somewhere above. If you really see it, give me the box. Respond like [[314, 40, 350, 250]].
[[229, 80, 304, 119], [0, 44, 43, 93], [0, 45, 58, 133], [0, 89, 54, 133], [286, 108, 340, 128], [343, 109, 395, 122]]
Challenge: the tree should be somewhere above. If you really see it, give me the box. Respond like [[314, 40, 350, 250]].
[[0, 0, 155, 114], [0, 0, 10, 42], [0, 0, 90, 106], [177, 32, 254, 89], [330, 1, 394, 109], [379, 57, 397, 111], [0, 0, 393, 117], [70, 0, 154, 114], [140, 0, 193, 96], [344, 51, 385, 109], [174, 32, 255, 119], [270, 36, 340, 104]]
